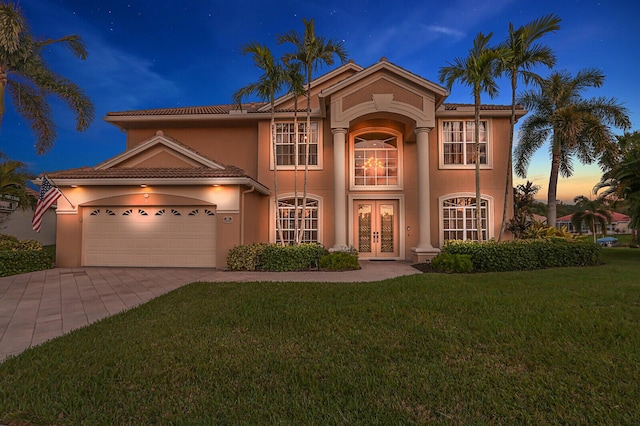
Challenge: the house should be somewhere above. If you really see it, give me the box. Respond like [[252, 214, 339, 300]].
[[1, 189, 56, 245], [556, 211, 631, 234], [45, 59, 524, 268]]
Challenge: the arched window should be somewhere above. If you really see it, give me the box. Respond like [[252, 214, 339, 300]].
[[352, 131, 401, 188], [441, 196, 489, 241], [275, 197, 320, 245]]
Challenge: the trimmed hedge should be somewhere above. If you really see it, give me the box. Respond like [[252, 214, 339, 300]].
[[0, 235, 53, 277], [430, 252, 473, 273], [260, 244, 328, 271], [226, 243, 269, 271], [442, 238, 600, 272], [0, 249, 54, 277], [226, 243, 329, 272], [319, 251, 361, 271]]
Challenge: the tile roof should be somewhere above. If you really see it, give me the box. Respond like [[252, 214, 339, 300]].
[[443, 103, 524, 111], [46, 166, 248, 180], [106, 103, 268, 117], [556, 211, 631, 222], [106, 102, 521, 118]]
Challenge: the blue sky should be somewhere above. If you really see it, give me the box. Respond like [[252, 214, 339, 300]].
[[1, 0, 638, 202]]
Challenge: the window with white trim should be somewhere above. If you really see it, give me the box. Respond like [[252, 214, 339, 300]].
[[275, 197, 319, 244], [275, 122, 319, 167], [442, 196, 488, 241], [441, 120, 488, 166], [352, 131, 401, 188]]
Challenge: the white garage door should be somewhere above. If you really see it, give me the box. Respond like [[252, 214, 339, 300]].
[[82, 206, 216, 267]]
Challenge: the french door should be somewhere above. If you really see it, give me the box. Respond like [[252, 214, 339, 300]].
[[354, 200, 399, 258]]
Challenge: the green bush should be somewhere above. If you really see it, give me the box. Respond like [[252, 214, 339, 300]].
[[443, 238, 600, 272], [0, 234, 20, 251], [0, 235, 52, 276], [226, 243, 269, 271], [319, 250, 361, 271], [226, 243, 329, 272], [430, 252, 473, 273], [259, 243, 328, 272], [0, 249, 54, 277]]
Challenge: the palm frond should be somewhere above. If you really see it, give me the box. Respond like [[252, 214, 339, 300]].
[[8, 79, 56, 154], [0, 2, 25, 54]]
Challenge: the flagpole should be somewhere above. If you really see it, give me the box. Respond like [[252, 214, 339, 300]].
[[43, 174, 75, 208]]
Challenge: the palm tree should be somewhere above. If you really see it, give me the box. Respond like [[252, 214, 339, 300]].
[[0, 160, 36, 223], [439, 32, 502, 243], [0, 2, 94, 154], [278, 18, 348, 243], [507, 180, 541, 238], [282, 60, 305, 244], [571, 195, 612, 243], [595, 131, 640, 245], [497, 14, 561, 241], [515, 69, 631, 228], [233, 42, 286, 244]]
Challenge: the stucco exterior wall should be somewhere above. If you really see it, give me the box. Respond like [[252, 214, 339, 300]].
[[125, 126, 260, 179], [0, 208, 56, 245]]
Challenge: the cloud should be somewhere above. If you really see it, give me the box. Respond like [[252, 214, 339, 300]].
[[78, 38, 181, 112], [24, 0, 181, 114], [425, 25, 466, 39]]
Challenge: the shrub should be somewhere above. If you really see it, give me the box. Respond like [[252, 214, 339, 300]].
[[442, 238, 600, 272], [226, 243, 269, 271], [430, 252, 473, 273], [259, 243, 328, 272], [521, 223, 574, 239], [0, 249, 54, 277], [319, 250, 361, 271], [17, 239, 43, 251], [0, 234, 20, 251]]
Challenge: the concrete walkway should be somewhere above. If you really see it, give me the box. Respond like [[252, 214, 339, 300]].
[[0, 261, 420, 362]]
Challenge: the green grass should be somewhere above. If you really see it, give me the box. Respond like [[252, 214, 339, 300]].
[[1, 250, 639, 424]]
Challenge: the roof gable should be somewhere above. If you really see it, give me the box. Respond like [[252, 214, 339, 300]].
[[265, 61, 364, 112], [319, 58, 449, 102], [320, 59, 449, 128], [95, 131, 225, 171]]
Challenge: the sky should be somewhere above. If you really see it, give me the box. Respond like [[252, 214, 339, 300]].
[[1, 0, 638, 203]]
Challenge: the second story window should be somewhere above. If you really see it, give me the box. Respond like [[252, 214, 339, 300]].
[[275, 122, 319, 167], [352, 131, 401, 189], [442, 120, 488, 166]]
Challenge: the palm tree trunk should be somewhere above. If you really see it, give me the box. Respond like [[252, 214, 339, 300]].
[[0, 70, 7, 126], [297, 67, 312, 244], [499, 72, 518, 241], [271, 104, 285, 246], [474, 90, 483, 243], [547, 140, 561, 228], [293, 99, 300, 244]]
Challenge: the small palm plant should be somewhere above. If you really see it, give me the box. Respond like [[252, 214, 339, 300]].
[[571, 196, 612, 243]]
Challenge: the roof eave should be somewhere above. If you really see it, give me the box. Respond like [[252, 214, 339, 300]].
[[34, 177, 271, 195]]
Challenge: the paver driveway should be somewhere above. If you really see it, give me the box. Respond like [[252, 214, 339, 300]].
[[0, 261, 420, 361]]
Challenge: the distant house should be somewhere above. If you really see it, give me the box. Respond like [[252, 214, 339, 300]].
[[44, 59, 526, 268], [556, 211, 631, 234], [0, 189, 57, 245]]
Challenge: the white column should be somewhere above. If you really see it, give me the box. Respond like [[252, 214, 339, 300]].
[[412, 127, 439, 257], [332, 128, 348, 250]]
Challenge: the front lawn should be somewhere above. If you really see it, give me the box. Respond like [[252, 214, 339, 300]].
[[1, 250, 639, 424]]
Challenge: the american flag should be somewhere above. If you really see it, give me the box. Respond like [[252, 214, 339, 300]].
[[32, 176, 62, 232]]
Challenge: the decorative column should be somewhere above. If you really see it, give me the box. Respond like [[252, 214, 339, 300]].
[[332, 128, 348, 251], [411, 127, 440, 261]]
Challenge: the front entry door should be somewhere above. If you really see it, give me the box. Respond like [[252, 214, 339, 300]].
[[354, 200, 399, 258]]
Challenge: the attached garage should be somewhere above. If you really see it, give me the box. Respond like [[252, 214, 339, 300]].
[[82, 206, 217, 267]]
